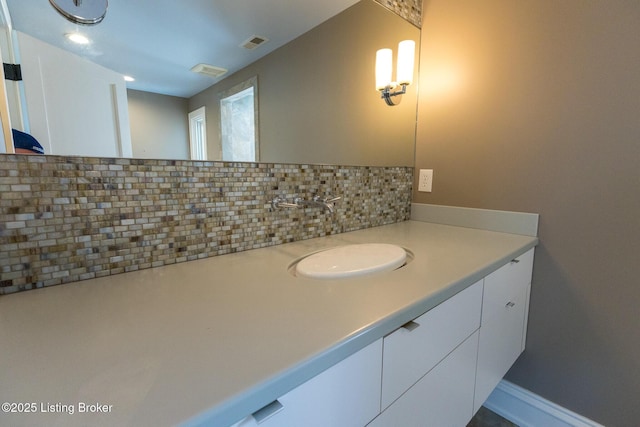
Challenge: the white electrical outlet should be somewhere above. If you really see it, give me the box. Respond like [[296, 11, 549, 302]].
[[418, 169, 433, 192]]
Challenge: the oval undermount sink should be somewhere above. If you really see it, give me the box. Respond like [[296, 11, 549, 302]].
[[294, 243, 408, 279]]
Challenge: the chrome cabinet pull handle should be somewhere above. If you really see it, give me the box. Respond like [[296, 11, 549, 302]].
[[505, 301, 516, 308], [510, 259, 520, 264], [252, 400, 284, 424], [401, 320, 420, 332]]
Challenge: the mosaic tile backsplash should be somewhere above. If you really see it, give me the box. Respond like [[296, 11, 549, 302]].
[[0, 155, 412, 295], [375, 0, 423, 28]]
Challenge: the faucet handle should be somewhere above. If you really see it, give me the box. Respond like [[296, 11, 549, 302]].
[[271, 196, 299, 210], [313, 194, 341, 203]]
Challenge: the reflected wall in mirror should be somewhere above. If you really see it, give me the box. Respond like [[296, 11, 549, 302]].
[[128, 90, 190, 160], [0, 0, 420, 166], [191, 0, 419, 166]]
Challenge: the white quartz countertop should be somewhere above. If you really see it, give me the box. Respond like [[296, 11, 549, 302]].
[[0, 220, 538, 427]]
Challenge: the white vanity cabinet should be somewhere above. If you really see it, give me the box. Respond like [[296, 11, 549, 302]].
[[368, 280, 483, 427], [368, 331, 480, 427], [229, 248, 535, 427], [380, 280, 483, 410], [474, 248, 535, 413], [230, 339, 382, 427]]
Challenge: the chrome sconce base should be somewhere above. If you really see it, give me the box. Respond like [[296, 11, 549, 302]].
[[379, 83, 407, 106]]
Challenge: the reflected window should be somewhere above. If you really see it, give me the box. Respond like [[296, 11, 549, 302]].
[[188, 106, 207, 160], [219, 77, 259, 162]]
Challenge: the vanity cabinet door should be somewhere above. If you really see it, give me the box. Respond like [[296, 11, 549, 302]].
[[381, 280, 482, 410], [230, 339, 382, 427], [368, 331, 479, 427], [474, 248, 535, 413]]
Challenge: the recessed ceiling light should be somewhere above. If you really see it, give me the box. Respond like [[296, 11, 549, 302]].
[[65, 32, 90, 45], [123, 76, 135, 82]]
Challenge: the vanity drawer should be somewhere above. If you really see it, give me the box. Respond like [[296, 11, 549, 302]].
[[369, 331, 479, 427], [230, 339, 382, 427], [481, 248, 534, 326], [381, 280, 482, 410], [474, 248, 535, 412]]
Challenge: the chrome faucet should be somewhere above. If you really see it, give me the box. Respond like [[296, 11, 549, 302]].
[[297, 195, 342, 214], [271, 194, 341, 214]]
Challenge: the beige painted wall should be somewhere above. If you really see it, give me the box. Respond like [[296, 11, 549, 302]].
[[128, 89, 190, 160], [189, 0, 419, 166], [414, 1, 640, 425]]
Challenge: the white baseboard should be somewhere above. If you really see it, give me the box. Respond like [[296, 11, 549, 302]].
[[484, 380, 605, 427]]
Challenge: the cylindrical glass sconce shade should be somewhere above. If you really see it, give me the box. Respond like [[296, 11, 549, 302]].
[[397, 40, 415, 86], [375, 48, 393, 90]]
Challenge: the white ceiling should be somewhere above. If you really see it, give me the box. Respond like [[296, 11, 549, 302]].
[[5, 0, 360, 98]]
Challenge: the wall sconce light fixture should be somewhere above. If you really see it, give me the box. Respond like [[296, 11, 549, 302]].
[[375, 40, 415, 106]]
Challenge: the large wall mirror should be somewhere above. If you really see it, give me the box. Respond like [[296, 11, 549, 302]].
[[0, 0, 420, 166]]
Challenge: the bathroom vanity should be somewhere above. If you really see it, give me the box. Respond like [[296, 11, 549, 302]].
[[0, 218, 537, 427], [228, 248, 534, 427]]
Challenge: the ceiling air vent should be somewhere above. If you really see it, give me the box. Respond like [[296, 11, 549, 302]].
[[190, 63, 228, 78], [241, 35, 269, 50]]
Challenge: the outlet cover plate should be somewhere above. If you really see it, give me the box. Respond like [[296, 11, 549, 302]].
[[419, 169, 433, 192]]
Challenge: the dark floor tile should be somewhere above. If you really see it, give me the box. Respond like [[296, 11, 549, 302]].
[[467, 406, 519, 427]]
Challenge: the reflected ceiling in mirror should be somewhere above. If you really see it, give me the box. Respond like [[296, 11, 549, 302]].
[[6, 0, 360, 97]]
